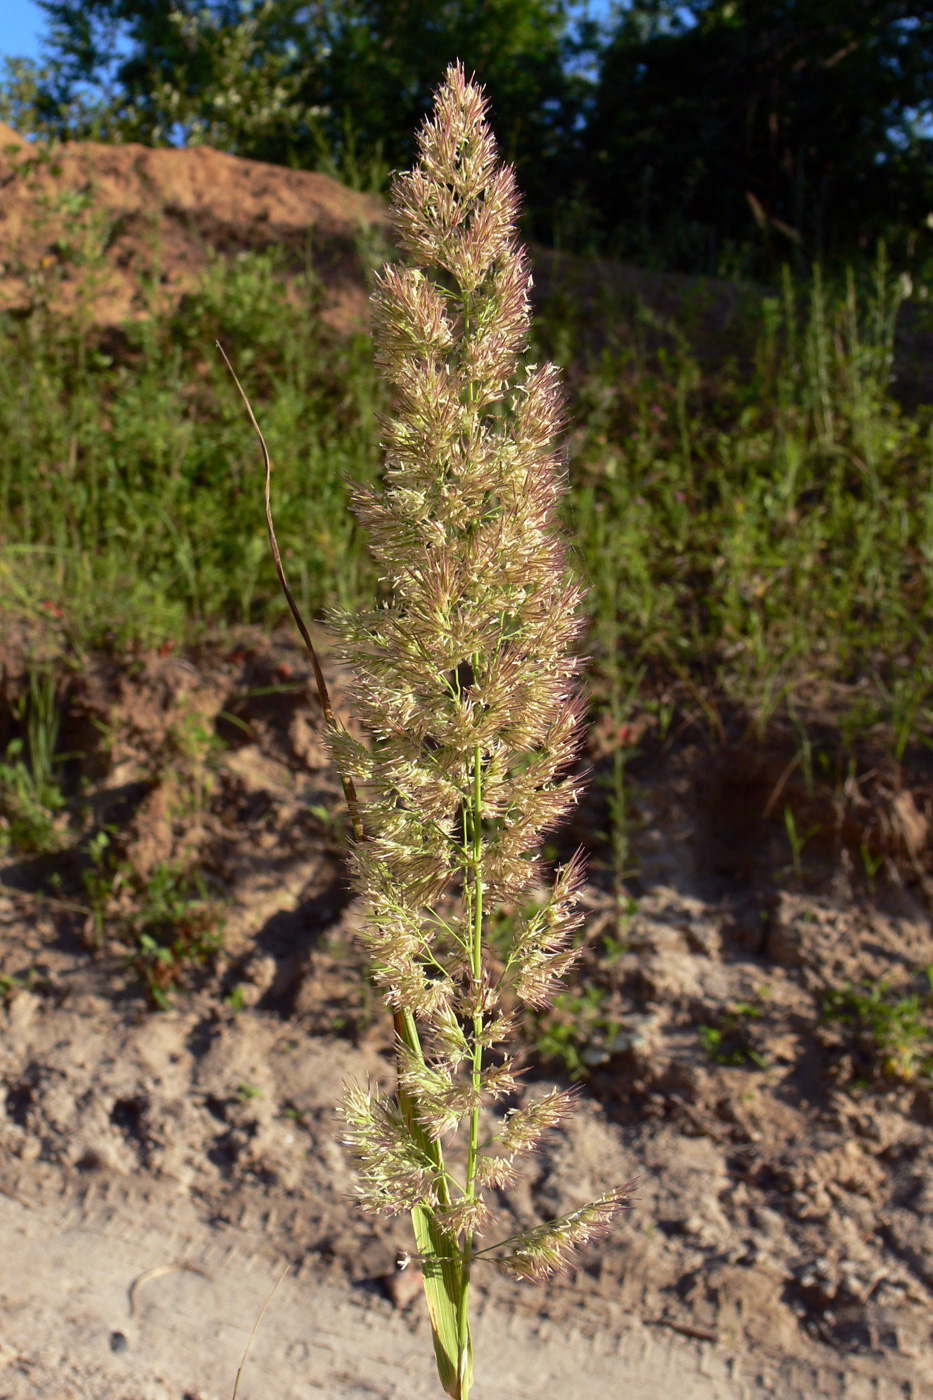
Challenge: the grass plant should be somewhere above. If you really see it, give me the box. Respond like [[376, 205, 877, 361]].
[[824, 968, 933, 1084], [0, 666, 65, 853], [312, 67, 633, 1398]]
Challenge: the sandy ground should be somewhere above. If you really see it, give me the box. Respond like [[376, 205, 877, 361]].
[[1, 634, 932, 1400], [0, 1186, 779, 1400]]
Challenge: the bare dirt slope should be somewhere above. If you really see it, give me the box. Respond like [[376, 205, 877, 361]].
[[0, 122, 385, 331], [3, 118, 932, 400], [0, 118, 794, 387], [1, 629, 931, 1399]]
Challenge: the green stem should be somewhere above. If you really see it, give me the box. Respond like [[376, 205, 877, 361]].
[[458, 728, 484, 1399], [395, 1007, 450, 1201]]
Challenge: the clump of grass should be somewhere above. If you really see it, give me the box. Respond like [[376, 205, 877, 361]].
[[0, 666, 66, 853], [824, 969, 933, 1084], [0, 247, 380, 648], [268, 65, 633, 1399]]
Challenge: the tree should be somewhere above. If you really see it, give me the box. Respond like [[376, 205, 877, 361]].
[[584, 0, 933, 273], [26, 0, 585, 235]]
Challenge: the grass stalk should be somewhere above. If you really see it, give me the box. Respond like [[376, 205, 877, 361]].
[[320, 65, 633, 1397]]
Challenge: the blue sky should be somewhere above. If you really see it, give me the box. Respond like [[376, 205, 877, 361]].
[[2, 0, 48, 62], [1, 0, 617, 66]]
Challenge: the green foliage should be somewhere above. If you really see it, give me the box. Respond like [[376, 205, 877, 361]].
[[699, 1001, 767, 1069], [3, 246, 932, 777], [824, 969, 933, 1083], [131, 861, 224, 1009], [81, 830, 223, 1007], [0, 668, 65, 854], [0, 972, 25, 1003], [81, 827, 117, 940], [533, 985, 623, 1079], [562, 252, 933, 764], [586, 1, 933, 274], [2, 223, 931, 780], [0, 248, 380, 648]]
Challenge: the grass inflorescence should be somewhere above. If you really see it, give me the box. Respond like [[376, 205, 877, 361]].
[[321, 66, 634, 1398]]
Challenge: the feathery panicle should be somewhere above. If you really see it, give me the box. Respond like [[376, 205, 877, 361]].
[[488, 1184, 637, 1283], [326, 63, 629, 1400], [496, 1087, 579, 1155], [340, 1083, 443, 1216]]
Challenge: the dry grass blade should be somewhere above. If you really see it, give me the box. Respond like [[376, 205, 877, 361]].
[[216, 340, 364, 842], [127, 1262, 214, 1317], [231, 1264, 290, 1400]]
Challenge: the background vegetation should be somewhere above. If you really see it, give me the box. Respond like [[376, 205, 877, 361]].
[[2, 0, 933, 988], [3, 1, 933, 272], [2, 242, 932, 770]]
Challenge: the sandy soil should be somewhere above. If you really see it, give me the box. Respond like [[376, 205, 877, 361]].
[[0, 121, 385, 332], [0, 627, 931, 1399], [0, 1185, 776, 1400]]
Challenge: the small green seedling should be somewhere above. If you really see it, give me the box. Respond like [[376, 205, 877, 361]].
[[824, 970, 933, 1083]]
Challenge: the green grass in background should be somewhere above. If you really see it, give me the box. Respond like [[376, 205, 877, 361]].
[[0, 250, 380, 649], [2, 245, 932, 775], [557, 255, 933, 764]]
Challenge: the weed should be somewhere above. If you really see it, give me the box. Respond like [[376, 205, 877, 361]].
[[0, 968, 46, 1002], [533, 986, 624, 1080], [81, 831, 223, 1006], [0, 245, 380, 648], [824, 969, 933, 1083], [698, 999, 768, 1069], [80, 827, 121, 941], [0, 667, 66, 853], [558, 246, 933, 774], [860, 842, 886, 895], [783, 805, 821, 882], [0, 972, 24, 1002], [3, 175, 932, 805], [225, 985, 248, 1013], [601, 909, 636, 965], [130, 862, 224, 1009]]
